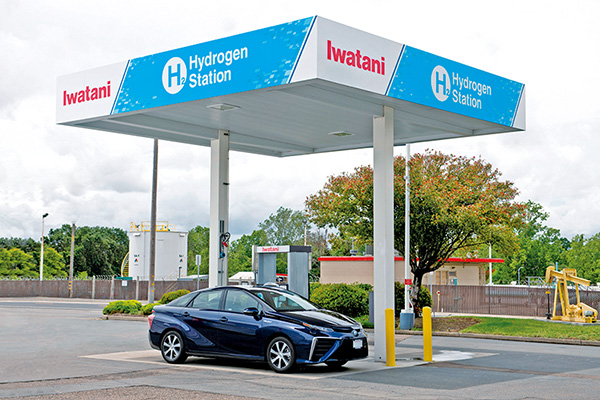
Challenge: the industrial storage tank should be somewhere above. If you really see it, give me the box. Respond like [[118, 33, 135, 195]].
[[128, 221, 188, 279]]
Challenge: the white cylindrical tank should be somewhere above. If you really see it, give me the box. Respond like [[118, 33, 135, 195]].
[[128, 222, 188, 279]]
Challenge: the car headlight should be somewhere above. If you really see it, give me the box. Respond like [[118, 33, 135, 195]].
[[302, 322, 334, 333], [353, 325, 367, 336]]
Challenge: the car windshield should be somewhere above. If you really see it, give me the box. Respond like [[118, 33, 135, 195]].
[[250, 288, 317, 311]]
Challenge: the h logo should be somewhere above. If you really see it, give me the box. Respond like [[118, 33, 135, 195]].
[[431, 65, 450, 102], [162, 57, 187, 94]]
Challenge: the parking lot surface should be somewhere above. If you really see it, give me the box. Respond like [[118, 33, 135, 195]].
[[2, 298, 600, 399]]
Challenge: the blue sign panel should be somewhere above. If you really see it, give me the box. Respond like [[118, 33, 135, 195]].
[[112, 17, 315, 115], [386, 46, 524, 127]]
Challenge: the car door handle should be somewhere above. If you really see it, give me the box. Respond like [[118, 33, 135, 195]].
[[220, 316, 228, 322]]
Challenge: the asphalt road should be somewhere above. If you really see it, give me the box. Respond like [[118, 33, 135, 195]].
[[2, 298, 600, 399]]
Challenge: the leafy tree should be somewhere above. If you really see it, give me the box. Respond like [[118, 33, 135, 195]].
[[46, 225, 128, 277], [187, 226, 210, 275], [327, 233, 366, 257], [304, 228, 330, 274], [41, 247, 67, 278], [46, 225, 74, 261], [0, 237, 39, 254], [0, 248, 37, 277], [496, 201, 569, 284], [228, 229, 268, 277], [258, 207, 309, 274], [306, 150, 524, 307], [82, 226, 128, 275], [0, 225, 126, 278], [259, 207, 306, 246], [44, 224, 129, 276], [565, 234, 600, 284], [79, 232, 111, 276], [47, 224, 84, 274]]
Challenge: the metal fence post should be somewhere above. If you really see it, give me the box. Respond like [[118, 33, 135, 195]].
[[110, 276, 115, 300], [92, 276, 96, 299]]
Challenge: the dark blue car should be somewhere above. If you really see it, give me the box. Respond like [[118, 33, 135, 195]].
[[148, 285, 368, 372]]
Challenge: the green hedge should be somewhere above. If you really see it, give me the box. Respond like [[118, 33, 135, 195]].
[[308, 282, 432, 318], [309, 283, 368, 317], [102, 289, 189, 316], [102, 300, 142, 315], [141, 303, 155, 315], [158, 289, 190, 304]]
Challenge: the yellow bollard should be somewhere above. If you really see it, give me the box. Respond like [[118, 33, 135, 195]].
[[423, 306, 432, 362], [385, 308, 396, 366]]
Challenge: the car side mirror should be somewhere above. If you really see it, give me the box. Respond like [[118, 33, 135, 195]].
[[243, 307, 262, 319]]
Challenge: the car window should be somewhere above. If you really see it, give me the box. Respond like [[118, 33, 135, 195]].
[[251, 289, 317, 311], [189, 290, 223, 310], [223, 290, 260, 313], [167, 291, 197, 307]]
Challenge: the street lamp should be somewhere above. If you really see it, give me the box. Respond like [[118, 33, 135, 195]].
[[40, 213, 49, 281]]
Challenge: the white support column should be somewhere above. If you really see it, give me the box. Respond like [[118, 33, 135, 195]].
[[373, 105, 395, 363], [209, 130, 230, 288], [404, 144, 411, 311]]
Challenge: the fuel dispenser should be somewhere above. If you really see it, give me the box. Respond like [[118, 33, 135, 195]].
[[252, 245, 311, 298]]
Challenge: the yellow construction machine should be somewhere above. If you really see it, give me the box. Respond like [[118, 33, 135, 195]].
[[545, 266, 597, 323]]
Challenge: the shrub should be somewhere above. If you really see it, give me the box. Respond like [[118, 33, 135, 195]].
[[158, 289, 190, 304], [418, 286, 432, 310], [103, 300, 142, 315], [141, 303, 155, 315], [309, 283, 368, 317], [309, 282, 321, 298], [353, 283, 373, 293], [354, 314, 374, 329], [394, 282, 432, 316]]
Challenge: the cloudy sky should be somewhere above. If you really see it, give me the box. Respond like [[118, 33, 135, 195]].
[[1, 0, 599, 241]]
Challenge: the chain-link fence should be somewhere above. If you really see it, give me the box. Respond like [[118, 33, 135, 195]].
[[431, 284, 600, 317], [0, 277, 209, 301]]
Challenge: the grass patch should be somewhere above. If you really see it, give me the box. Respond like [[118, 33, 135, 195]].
[[410, 316, 600, 341], [461, 317, 600, 341], [413, 316, 481, 332]]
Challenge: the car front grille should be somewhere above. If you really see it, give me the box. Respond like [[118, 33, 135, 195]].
[[310, 338, 337, 361]]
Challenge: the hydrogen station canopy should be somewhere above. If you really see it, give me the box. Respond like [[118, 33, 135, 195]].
[[56, 16, 525, 364], [57, 16, 524, 156]]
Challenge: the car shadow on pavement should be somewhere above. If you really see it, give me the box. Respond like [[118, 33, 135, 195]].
[[182, 356, 350, 374]]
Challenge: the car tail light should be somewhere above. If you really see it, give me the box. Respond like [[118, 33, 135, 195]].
[[148, 312, 155, 329]]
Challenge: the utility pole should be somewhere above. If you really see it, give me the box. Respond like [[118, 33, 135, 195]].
[[148, 138, 159, 303], [40, 213, 48, 281], [69, 222, 75, 297]]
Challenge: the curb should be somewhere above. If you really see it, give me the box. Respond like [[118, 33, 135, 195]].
[[101, 314, 148, 321]]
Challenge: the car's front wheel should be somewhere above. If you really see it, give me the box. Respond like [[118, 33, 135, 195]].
[[160, 331, 188, 364], [266, 336, 296, 373]]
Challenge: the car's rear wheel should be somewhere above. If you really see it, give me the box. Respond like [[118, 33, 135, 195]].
[[160, 331, 188, 364], [266, 336, 295, 373]]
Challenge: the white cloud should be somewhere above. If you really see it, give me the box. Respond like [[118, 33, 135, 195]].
[[1, 0, 599, 241]]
